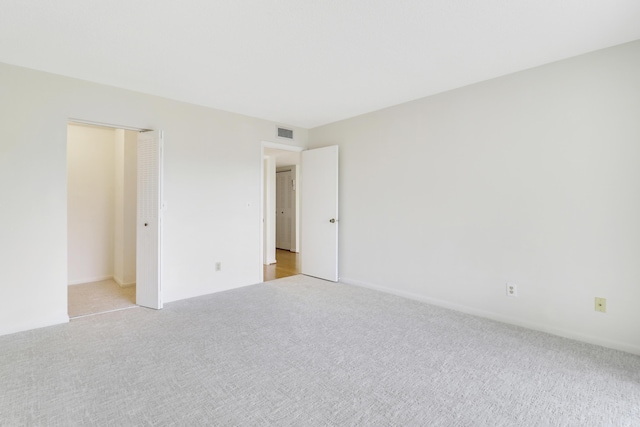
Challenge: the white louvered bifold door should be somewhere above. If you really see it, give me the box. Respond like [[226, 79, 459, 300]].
[[137, 130, 163, 309]]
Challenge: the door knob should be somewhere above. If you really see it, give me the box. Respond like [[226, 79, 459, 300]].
[[329, 218, 336, 223]]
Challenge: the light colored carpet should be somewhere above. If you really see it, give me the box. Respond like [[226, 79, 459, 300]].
[[2, 275, 639, 426], [67, 279, 136, 318]]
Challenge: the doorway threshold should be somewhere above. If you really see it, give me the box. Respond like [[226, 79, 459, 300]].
[[70, 305, 140, 320]]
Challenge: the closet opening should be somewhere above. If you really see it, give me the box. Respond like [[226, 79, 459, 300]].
[[66, 123, 138, 318]]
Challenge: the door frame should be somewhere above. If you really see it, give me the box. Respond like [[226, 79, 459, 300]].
[[260, 141, 303, 282], [67, 118, 160, 308]]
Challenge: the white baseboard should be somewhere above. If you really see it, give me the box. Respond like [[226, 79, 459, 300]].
[[68, 275, 113, 286], [264, 258, 277, 265], [113, 276, 136, 288], [340, 277, 640, 356]]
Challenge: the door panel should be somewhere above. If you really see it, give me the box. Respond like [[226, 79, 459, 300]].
[[301, 146, 338, 281], [136, 130, 162, 309], [276, 170, 293, 250]]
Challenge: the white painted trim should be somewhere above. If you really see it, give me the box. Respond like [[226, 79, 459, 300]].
[[113, 276, 136, 288], [68, 118, 150, 132], [340, 277, 640, 356], [0, 313, 69, 337], [68, 275, 113, 286], [259, 146, 265, 278], [259, 144, 264, 280]]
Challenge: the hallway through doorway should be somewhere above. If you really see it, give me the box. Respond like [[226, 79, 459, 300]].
[[263, 249, 300, 281]]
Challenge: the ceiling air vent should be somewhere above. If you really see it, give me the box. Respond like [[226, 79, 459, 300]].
[[277, 127, 294, 139]]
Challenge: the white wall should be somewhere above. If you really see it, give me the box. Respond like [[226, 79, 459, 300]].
[[294, 165, 300, 253], [309, 40, 640, 355], [113, 129, 137, 286], [0, 62, 307, 336], [67, 124, 116, 284], [263, 156, 276, 264]]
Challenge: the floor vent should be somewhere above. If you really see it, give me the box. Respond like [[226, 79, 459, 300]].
[[277, 127, 294, 139]]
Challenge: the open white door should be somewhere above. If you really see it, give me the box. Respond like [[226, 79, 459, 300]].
[[137, 130, 163, 309], [301, 145, 338, 281]]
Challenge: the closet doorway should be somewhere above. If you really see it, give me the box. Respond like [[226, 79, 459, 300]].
[[67, 123, 138, 318]]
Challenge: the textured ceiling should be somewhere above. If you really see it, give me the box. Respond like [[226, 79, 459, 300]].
[[1, 0, 640, 128]]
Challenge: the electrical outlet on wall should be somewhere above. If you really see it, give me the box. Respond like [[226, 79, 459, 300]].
[[506, 282, 518, 297]]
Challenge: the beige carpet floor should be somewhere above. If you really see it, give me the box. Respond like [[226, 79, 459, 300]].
[[67, 279, 136, 318]]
